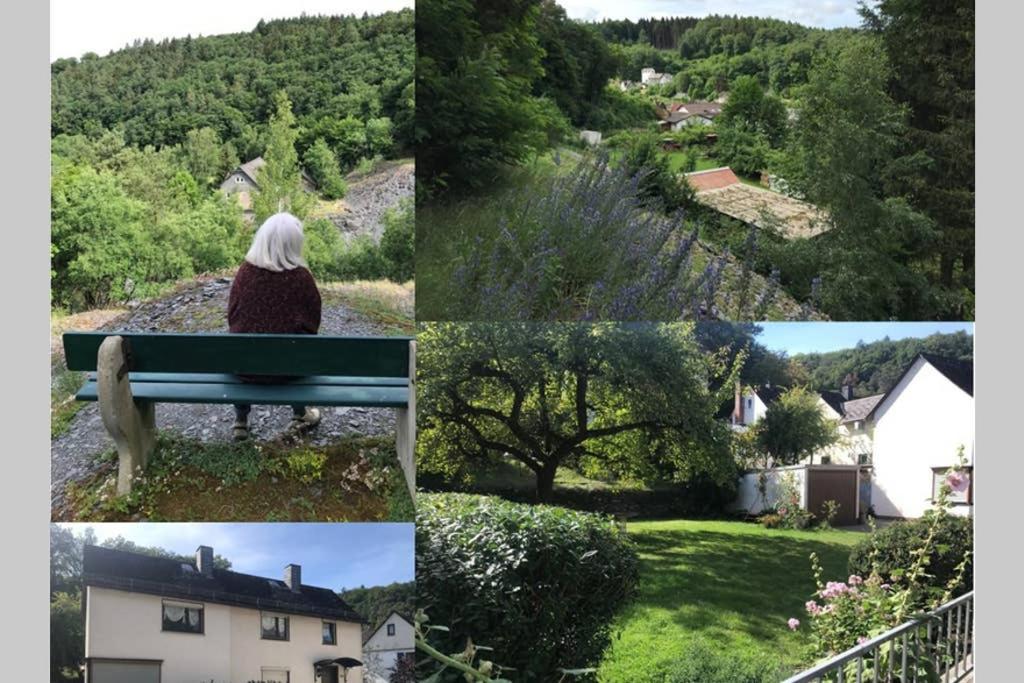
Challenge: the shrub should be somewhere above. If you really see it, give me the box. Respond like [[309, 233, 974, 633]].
[[847, 514, 973, 598], [758, 513, 782, 529], [379, 201, 414, 282], [446, 156, 747, 320], [416, 493, 639, 681]]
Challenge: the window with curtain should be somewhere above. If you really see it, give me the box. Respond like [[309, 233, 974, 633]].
[[162, 602, 204, 634], [322, 621, 336, 645], [261, 613, 290, 640]]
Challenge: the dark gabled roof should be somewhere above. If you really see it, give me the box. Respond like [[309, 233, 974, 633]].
[[82, 545, 362, 623], [866, 353, 973, 419], [753, 385, 785, 405], [819, 390, 845, 416]]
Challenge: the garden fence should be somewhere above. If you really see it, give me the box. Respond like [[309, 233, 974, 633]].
[[783, 590, 974, 683]]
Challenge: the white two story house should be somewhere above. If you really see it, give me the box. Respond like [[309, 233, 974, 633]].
[[83, 544, 365, 683], [362, 611, 414, 683], [727, 353, 974, 521]]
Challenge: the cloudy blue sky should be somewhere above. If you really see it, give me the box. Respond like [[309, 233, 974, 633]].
[[57, 522, 414, 592], [756, 322, 974, 356], [50, 0, 414, 61], [562, 0, 867, 28]]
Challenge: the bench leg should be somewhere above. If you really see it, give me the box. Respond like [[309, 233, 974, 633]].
[[96, 335, 156, 495], [395, 340, 417, 501]]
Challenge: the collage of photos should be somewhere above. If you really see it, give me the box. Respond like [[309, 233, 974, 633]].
[[49, 0, 974, 682]]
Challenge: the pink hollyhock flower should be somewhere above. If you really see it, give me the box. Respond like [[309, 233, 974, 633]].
[[779, 507, 788, 515], [857, 636, 868, 645], [946, 470, 970, 493], [788, 618, 800, 631], [805, 600, 821, 616], [848, 574, 863, 586]]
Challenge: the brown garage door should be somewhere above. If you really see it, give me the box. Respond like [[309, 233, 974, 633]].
[[807, 469, 859, 525]]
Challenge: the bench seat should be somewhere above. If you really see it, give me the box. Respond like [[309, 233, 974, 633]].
[[75, 378, 409, 408]]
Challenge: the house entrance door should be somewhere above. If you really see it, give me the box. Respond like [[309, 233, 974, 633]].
[[320, 665, 340, 683]]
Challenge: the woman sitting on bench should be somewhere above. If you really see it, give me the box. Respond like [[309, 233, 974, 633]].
[[228, 212, 323, 441]]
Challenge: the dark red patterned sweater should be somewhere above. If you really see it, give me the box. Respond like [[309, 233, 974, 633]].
[[228, 261, 322, 335]]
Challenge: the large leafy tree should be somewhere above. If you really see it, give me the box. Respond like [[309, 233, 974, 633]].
[[861, 0, 974, 317], [416, 0, 547, 195], [253, 91, 314, 222], [755, 386, 838, 466], [417, 322, 739, 501]]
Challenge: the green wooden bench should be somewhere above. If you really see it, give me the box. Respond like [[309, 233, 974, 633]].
[[62, 332, 416, 499]]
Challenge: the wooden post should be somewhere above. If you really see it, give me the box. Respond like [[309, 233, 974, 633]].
[[395, 340, 416, 500], [96, 335, 156, 495]]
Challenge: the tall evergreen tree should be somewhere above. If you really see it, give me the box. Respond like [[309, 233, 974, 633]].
[[253, 91, 313, 222]]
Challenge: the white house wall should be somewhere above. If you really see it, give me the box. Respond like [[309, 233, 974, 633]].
[[363, 613, 414, 683], [732, 466, 807, 515], [86, 586, 363, 683], [870, 359, 974, 518]]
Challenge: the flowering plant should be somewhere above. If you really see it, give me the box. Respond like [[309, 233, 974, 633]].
[[790, 447, 973, 678]]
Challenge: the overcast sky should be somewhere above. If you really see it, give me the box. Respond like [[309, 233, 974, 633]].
[[50, 0, 414, 61], [562, 0, 867, 28], [58, 522, 414, 591], [756, 323, 974, 356]]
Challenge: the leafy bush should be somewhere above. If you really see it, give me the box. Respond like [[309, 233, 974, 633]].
[[416, 493, 639, 680], [650, 638, 787, 683], [848, 514, 973, 597], [616, 131, 691, 212], [444, 156, 750, 320], [379, 201, 414, 282]]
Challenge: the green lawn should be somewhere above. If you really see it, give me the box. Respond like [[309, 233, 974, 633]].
[[598, 519, 862, 681]]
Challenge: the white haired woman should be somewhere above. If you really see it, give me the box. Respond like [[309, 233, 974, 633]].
[[227, 212, 322, 440]]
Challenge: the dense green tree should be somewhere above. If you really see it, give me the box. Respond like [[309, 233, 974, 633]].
[[379, 202, 414, 282], [181, 127, 226, 188], [253, 91, 314, 222], [617, 131, 691, 211], [338, 581, 415, 640], [51, 592, 84, 682], [303, 137, 348, 199], [718, 75, 787, 146], [417, 0, 547, 195], [861, 0, 975, 316], [755, 386, 839, 466], [417, 322, 739, 501]]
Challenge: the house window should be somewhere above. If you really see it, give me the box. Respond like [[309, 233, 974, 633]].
[[260, 668, 289, 683], [322, 621, 337, 645], [746, 398, 753, 410], [261, 613, 290, 641], [858, 453, 870, 465], [235, 176, 243, 183], [162, 601, 204, 634], [387, 623, 396, 636], [820, 456, 832, 465], [932, 467, 973, 505]]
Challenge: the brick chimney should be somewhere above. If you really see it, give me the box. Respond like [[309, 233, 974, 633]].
[[841, 374, 855, 401], [196, 545, 214, 577], [284, 564, 302, 592]]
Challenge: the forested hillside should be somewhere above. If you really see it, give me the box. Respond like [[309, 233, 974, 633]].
[[339, 581, 415, 639], [793, 331, 974, 397], [51, 10, 414, 312], [51, 11, 414, 154]]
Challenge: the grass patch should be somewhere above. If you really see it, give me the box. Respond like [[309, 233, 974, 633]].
[[597, 519, 862, 681], [60, 432, 413, 522], [321, 280, 414, 335]]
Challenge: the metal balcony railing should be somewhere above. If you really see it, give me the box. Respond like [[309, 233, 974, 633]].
[[783, 590, 974, 683]]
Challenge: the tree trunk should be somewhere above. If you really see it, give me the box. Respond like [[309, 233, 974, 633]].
[[535, 461, 558, 503]]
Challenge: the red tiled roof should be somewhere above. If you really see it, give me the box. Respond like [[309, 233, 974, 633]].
[[684, 167, 741, 192]]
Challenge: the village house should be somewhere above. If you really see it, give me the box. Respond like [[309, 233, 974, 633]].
[[361, 612, 414, 683], [640, 67, 673, 87], [728, 354, 974, 523], [658, 101, 722, 130], [220, 156, 319, 212], [82, 544, 365, 683]]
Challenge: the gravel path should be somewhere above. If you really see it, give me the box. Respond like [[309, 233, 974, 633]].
[[51, 276, 400, 513]]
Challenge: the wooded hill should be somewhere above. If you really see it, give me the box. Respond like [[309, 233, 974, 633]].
[[51, 10, 415, 156], [793, 331, 974, 398], [339, 581, 415, 640]]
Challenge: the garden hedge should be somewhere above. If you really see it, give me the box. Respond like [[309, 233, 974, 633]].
[[848, 514, 973, 597], [416, 493, 639, 681]]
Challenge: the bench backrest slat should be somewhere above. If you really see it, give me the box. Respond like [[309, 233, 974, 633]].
[[63, 332, 411, 378]]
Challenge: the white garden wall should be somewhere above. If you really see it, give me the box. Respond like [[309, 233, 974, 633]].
[[732, 465, 807, 515]]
